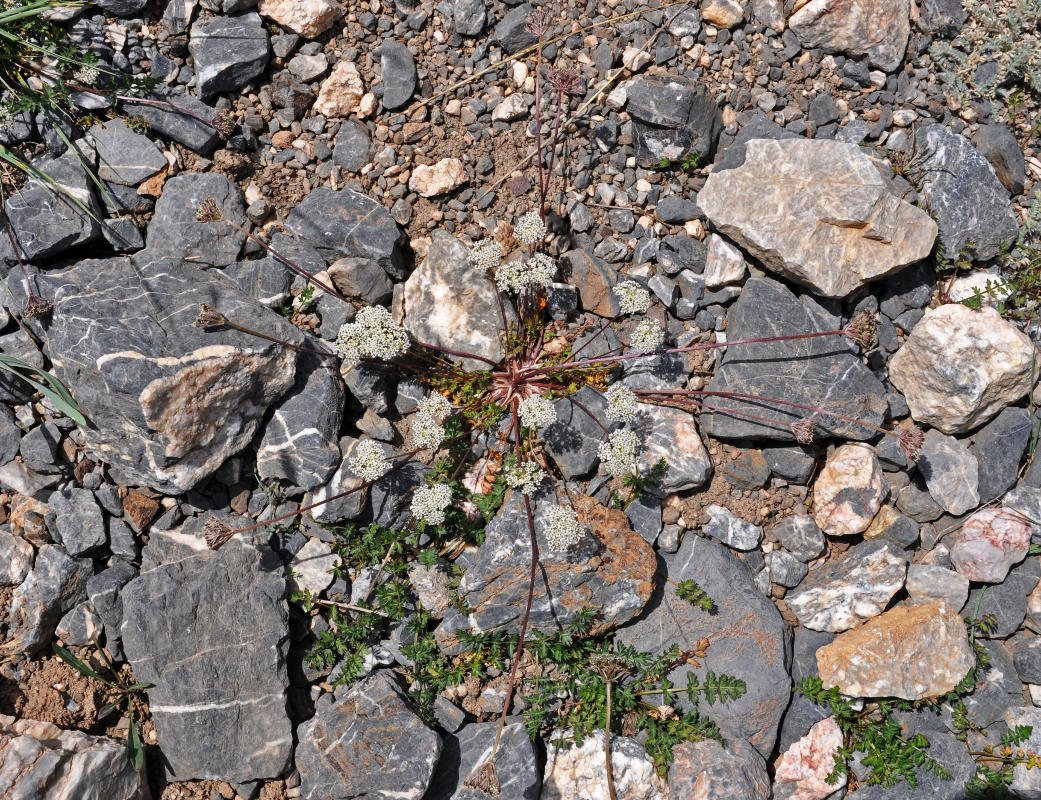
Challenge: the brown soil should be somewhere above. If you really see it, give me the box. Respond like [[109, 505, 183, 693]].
[[157, 779, 288, 800]]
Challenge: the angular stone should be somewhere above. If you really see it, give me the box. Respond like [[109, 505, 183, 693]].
[[615, 535, 791, 757], [701, 277, 888, 441], [10, 256, 300, 493], [289, 537, 337, 596], [918, 430, 979, 516], [774, 717, 845, 800], [55, 601, 103, 647], [704, 504, 762, 550], [906, 563, 969, 609], [402, 231, 516, 370], [702, 0, 744, 27], [437, 494, 654, 647], [914, 124, 1020, 261], [0, 715, 148, 800], [964, 559, 1040, 638], [147, 172, 247, 266], [543, 387, 609, 479], [313, 62, 366, 118], [120, 87, 222, 156], [306, 437, 369, 524], [428, 721, 538, 800], [627, 75, 722, 167], [786, 539, 907, 633], [918, 0, 967, 35], [451, 0, 486, 36], [974, 123, 1026, 196], [89, 119, 167, 185], [789, 0, 909, 71], [559, 249, 621, 317], [407, 561, 453, 619], [863, 505, 919, 549], [296, 670, 441, 799], [950, 507, 1030, 583], [812, 443, 885, 537], [379, 40, 416, 111], [0, 528, 32, 586], [697, 139, 936, 297], [120, 536, 291, 783], [669, 738, 770, 800], [772, 514, 825, 562], [188, 12, 269, 101], [6, 544, 93, 656], [847, 731, 974, 799], [889, 304, 1037, 435], [47, 487, 106, 556], [332, 119, 372, 173], [285, 186, 406, 278], [639, 404, 713, 491], [766, 549, 809, 588], [258, 0, 342, 37], [1005, 707, 1041, 796], [703, 233, 747, 289], [492, 4, 538, 54], [1005, 487, 1041, 542], [542, 731, 666, 800], [972, 406, 1032, 503], [409, 158, 468, 197]]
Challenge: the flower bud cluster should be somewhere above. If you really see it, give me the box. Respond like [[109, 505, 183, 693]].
[[544, 505, 583, 550], [598, 428, 640, 476], [605, 384, 639, 423], [612, 280, 651, 315], [411, 392, 452, 450], [518, 393, 557, 429], [411, 483, 454, 525], [495, 253, 556, 293], [630, 318, 665, 353], [349, 439, 392, 482], [336, 306, 410, 366], [514, 210, 546, 245], [505, 460, 545, 495]]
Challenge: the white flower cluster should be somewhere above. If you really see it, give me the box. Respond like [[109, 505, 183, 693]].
[[495, 254, 556, 293], [514, 210, 546, 245], [418, 391, 452, 420], [0, 105, 13, 133], [469, 240, 503, 271], [630, 318, 665, 353], [411, 483, 454, 525], [410, 413, 445, 450], [598, 428, 640, 476], [518, 393, 557, 429], [612, 280, 651, 315], [349, 439, 391, 481], [544, 505, 583, 550], [74, 62, 100, 85], [336, 306, 411, 366], [505, 460, 545, 495], [604, 384, 639, 423]]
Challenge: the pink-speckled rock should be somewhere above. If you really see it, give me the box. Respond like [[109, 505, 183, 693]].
[[258, 0, 343, 38], [950, 507, 1030, 583], [408, 158, 468, 198], [774, 717, 845, 800], [812, 443, 885, 536], [313, 62, 365, 118]]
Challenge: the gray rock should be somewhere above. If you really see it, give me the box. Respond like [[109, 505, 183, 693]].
[[721, 449, 771, 489], [55, 600, 103, 646], [543, 387, 608, 479], [627, 75, 722, 168], [370, 457, 429, 529], [972, 406, 1032, 503], [296, 670, 441, 799], [86, 560, 137, 654], [102, 218, 145, 253], [332, 119, 372, 173], [0, 405, 21, 464], [256, 353, 343, 491], [974, 123, 1026, 196], [451, 0, 486, 36], [0, 527, 33, 587], [962, 640, 1023, 729], [18, 422, 61, 472], [120, 536, 292, 783], [918, 0, 967, 35], [120, 87, 222, 156], [714, 110, 798, 173], [10, 255, 301, 493], [766, 549, 809, 588], [656, 196, 702, 224], [189, 12, 269, 101], [763, 445, 816, 484], [107, 518, 139, 562], [1006, 707, 1041, 796], [285, 186, 406, 279], [88, 119, 167, 185], [962, 558, 1041, 638], [918, 429, 979, 516], [97, 0, 148, 11], [1013, 638, 1041, 684], [147, 172, 247, 266], [47, 488, 106, 557], [772, 514, 825, 562], [870, 509, 920, 548], [788, 0, 910, 72], [701, 277, 888, 442], [379, 40, 416, 111], [1005, 486, 1041, 542], [809, 91, 841, 127], [224, 257, 294, 308], [704, 505, 762, 551], [344, 361, 394, 414], [615, 535, 791, 758], [492, 4, 537, 53], [306, 437, 369, 524], [846, 731, 974, 799], [670, 738, 770, 800], [7, 544, 93, 655], [913, 124, 1020, 262], [427, 721, 538, 799], [668, 5, 701, 36], [896, 479, 945, 522]]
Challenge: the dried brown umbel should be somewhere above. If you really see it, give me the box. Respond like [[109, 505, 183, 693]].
[[791, 416, 815, 445], [897, 420, 925, 463], [195, 197, 223, 223], [202, 517, 234, 550], [22, 292, 52, 319], [210, 110, 236, 140], [843, 310, 878, 351], [193, 304, 227, 329], [462, 760, 500, 796]]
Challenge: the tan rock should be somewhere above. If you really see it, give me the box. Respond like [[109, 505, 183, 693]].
[[889, 304, 1037, 434], [789, 0, 910, 72], [490, 93, 529, 122], [313, 62, 365, 118], [703, 233, 747, 289], [702, 0, 745, 28], [774, 717, 845, 800], [817, 600, 975, 700], [696, 138, 936, 297], [408, 158, 468, 197], [258, 0, 343, 38], [812, 443, 884, 536]]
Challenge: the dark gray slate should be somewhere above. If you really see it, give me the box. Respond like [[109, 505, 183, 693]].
[[972, 406, 1032, 504], [452, 0, 486, 36], [701, 276, 888, 442], [345, 362, 394, 414], [974, 123, 1026, 196], [86, 559, 137, 655], [379, 40, 416, 111], [917, 0, 967, 36], [0, 405, 21, 465], [1005, 486, 1041, 542], [147, 172, 247, 267], [223, 258, 294, 307], [120, 87, 222, 156], [771, 514, 825, 562], [256, 352, 343, 491], [872, 510, 920, 549], [332, 119, 372, 173], [918, 429, 979, 516], [492, 4, 537, 53], [543, 386, 608, 479], [846, 731, 974, 800], [120, 536, 291, 783], [46, 487, 106, 557], [952, 640, 1022, 734], [962, 558, 1041, 638], [102, 217, 146, 253], [97, 0, 148, 13], [656, 196, 702, 224], [914, 123, 1019, 262], [0, 149, 102, 264], [108, 517, 139, 562], [714, 110, 799, 173], [426, 721, 539, 800], [627, 75, 722, 168], [329, 257, 392, 305], [615, 535, 792, 758], [285, 187, 406, 279], [766, 549, 808, 588], [8, 255, 302, 493], [625, 492, 663, 545], [19, 422, 61, 473], [370, 457, 429, 530], [1014, 637, 1041, 684], [89, 119, 167, 185], [6, 544, 93, 655], [188, 12, 269, 101], [296, 670, 441, 800], [763, 444, 816, 484]]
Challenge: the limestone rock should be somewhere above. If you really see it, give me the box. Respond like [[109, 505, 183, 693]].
[[950, 507, 1031, 583], [786, 539, 908, 632], [696, 139, 936, 298], [427, 722, 539, 799], [919, 429, 979, 516], [669, 738, 770, 800], [639, 404, 713, 492], [409, 158, 468, 197], [147, 172, 247, 267], [119, 86, 222, 156], [1006, 707, 1041, 796], [889, 304, 1036, 434], [0, 528, 32, 586], [906, 563, 969, 610], [88, 119, 166, 185], [403, 231, 516, 369], [6, 544, 92, 656], [188, 11, 269, 101], [816, 601, 975, 700], [258, 0, 343, 37], [774, 717, 845, 800], [289, 537, 338, 596], [772, 514, 825, 562], [543, 387, 609, 479], [701, 0, 745, 28], [306, 438, 369, 524], [313, 62, 366, 117], [559, 249, 621, 317], [379, 40, 416, 111], [789, 0, 910, 71], [703, 233, 747, 289], [704, 504, 762, 550], [542, 731, 666, 800], [627, 75, 722, 168], [812, 444, 885, 537]]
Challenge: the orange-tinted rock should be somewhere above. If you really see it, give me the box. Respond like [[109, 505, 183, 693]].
[[122, 489, 159, 533]]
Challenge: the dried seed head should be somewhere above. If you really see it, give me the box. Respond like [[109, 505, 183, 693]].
[[195, 198, 223, 223], [843, 310, 878, 351], [211, 110, 236, 139], [547, 65, 582, 96], [194, 304, 227, 329], [203, 517, 234, 550], [524, 7, 550, 37], [791, 416, 815, 445], [897, 420, 925, 463], [463, 760, 501, 796], [590, 651, 632, 680], [22, 293, 52, 319]]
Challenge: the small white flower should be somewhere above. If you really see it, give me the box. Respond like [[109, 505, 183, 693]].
[[495, 260, 525, 293], [495, 254, 556, 294], [74, 62, 100, 86], [525, 253, 556, 287], [349, 439, 392, 482], [598, 428, 640, 476], [336, 305, 410, 365], [411, 483, 454, 525], [518, 394, 557, 429], [410, 412, 445, 451], [544, 505, 583, 550], [418, 392, 452, 421], [612, 280, 651, 315], [514, 210, 546, 245], [469, 240, 503, 271], [0, 104, 13, 133], [505, 460, 545, 496], [604, 384, 639, 423], [630, 317, 665, 353]]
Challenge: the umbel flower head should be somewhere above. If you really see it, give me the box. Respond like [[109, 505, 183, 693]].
[[348, 439, 391, 482], [469, 240, 503, 271], [505, 460, 545, 495], [495, 254, 556, 294], [604, 384, 639, 423], [411, 483, 454, 525], [544, 504, 583, 550], [518, 393, 557, 429], [598, 428, 640, 476], [336, 306, 410, 366], [514, 210, 546, 245], [410, 412, 446, 451], [630, 317, 665, 353], [418, 392, 452, 421], [612, 280, 651, 315]]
